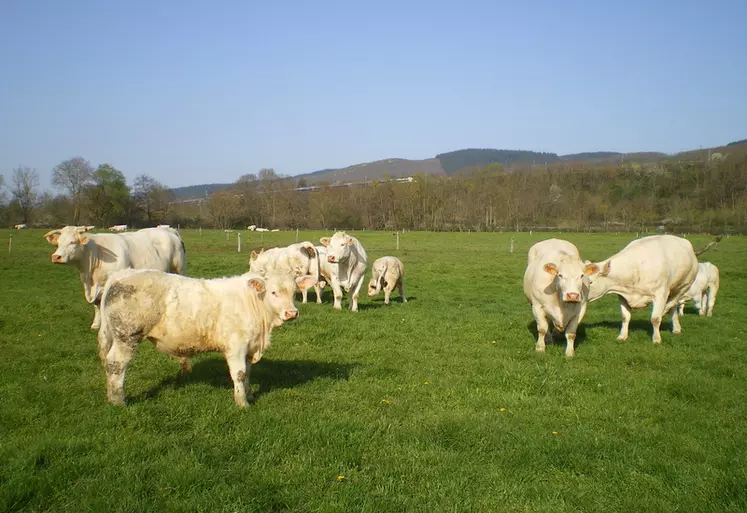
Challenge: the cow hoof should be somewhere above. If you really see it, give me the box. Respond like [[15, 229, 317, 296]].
[[672, 329, 681, 335], [565, 352, 575, 359], [90, 323, 100, 330], [616, 335, 628, 341], [333, 305, 342, 311]]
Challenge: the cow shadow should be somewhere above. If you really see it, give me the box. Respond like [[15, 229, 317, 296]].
[[357, 296, 414, 311], [131, 358, 359, 404], [585, 319, 663, 334]]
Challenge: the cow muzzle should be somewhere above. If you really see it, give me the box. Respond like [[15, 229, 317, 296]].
[[565, 292, 580, 302], [51, 254, 64, 264], [284, 309, 299, 320], [327, 256, 336, 263]]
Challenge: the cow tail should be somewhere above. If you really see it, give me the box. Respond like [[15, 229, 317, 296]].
[[695, 235, 722, 257]]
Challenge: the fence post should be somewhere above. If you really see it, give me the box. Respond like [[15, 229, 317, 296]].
[[199, 227, 202, 237], [238, 233, 241, 253], [8, 235, 12, 255], [396, 232, 400, 251], [226, 231, 229, 241], [510, 237, 514, 253], [261, 232, 264, 244], [296, 228, 299, 242]]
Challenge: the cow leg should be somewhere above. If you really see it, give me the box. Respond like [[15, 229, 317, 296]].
[[314, 282, 324, 304], [225, 347, 251, 408], [650, 293, 669, 344], [350, 274, 366, 312], [91, 304, 101, 330], [383, 285, 391, 305], [706, 285, 718, 317], [398, 279, 407, 303], [105, 340, 136, 406], [532, 303, 549, 353], [300, 287, 309, 304], [677, 301, 685, 316], [179, 357, 192, 375], [671, 307, 682, 335], [330, 276, 344, 311], [564, 304, 587, 358], [617, 297, 632, 341]]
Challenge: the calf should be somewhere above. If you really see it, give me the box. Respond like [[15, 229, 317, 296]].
[[678, 262, 719, 317], [98, 269, 313, 407], [319, 231, 368, 311], [367, 256, 407, 304], [523, 239, 598, 358], [587, 234, 718, 343], [249, 242, 320, 301], [43, 226, 186, 329]]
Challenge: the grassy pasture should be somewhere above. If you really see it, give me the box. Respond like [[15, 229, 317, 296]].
[[1, 228, 745, 513]]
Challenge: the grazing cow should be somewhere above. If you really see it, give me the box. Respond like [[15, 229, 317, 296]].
[[587, 234, 719, 343], [249, 242, 320, 301], [247, 225, 257, 231], [367, 256, 407, 304], [97, 269, 314, 407], [271, 229, 280, 232], [43, 226, 187, 329], [108, 224, 128, 232], [14, 224, 26, 229], [156, 224, 170, 228], [319, 231, 368, 311], [523, 239, 598, 358], [256, 227, 269, 232], [678, 262, 719, 317]]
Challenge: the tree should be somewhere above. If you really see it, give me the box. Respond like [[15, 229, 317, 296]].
[[85, 164, 131, 226], [206, 190, 241, 229], [133, 175, 171, 224], [11, 166, 40, 223], [52, 157, 94, 224]]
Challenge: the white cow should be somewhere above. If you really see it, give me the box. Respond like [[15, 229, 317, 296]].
[[523, 239, 598, 358], [43, 226, 187, 329], [319, 231, 368, 311], [587, 234, 718, 343], [256, 227, 269, 232], [678, 262, 719, 317], [14, 224, 26, 229], [156, 224, 170, 228], [249, 242, 320, 301], [97, 268, 313, 407], [367, 256, 407, 304], [271, 229, 280, 232], [108, 224, 128, 232], [247, 225, 257, 231], [308, 245, 335, 304]]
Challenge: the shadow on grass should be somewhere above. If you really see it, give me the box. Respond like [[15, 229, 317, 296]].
[[302, 288, 416, 311], [525, 321, 589, 350], [131, 358, 359, 404], [585, 319, 667, 335]]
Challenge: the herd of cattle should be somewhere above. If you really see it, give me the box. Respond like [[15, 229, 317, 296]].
[[40, 226, 718, 407], [524, 235, 720, 358]]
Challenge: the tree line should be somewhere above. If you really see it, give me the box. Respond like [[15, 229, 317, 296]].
[[2, 154, 746, 234]]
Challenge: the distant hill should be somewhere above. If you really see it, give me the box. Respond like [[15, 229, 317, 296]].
[[436, 149, 560, 175], [168, 139, 746, 199], [171, 182, 233, 200], [299, 158, 446, 184]]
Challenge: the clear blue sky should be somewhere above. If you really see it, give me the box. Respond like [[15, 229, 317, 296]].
[[1, 0, 745, 189]]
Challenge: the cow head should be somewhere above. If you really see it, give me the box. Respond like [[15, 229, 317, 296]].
[[544, 259, 599, 303], [320, 231, 354, 264], [248, 272, 316, 326], [43, 226, 92, 264]]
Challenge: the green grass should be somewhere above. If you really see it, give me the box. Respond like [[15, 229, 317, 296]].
[[1, 228, 745, 512]]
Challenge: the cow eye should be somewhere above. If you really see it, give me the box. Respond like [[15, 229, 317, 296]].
[[558, 274, 564, 279]]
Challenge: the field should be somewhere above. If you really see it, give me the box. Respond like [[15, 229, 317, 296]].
[[1, 229, 745, 512]]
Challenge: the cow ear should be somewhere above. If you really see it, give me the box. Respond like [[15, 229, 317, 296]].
[[584, 263, 599, 275], [76, 232, 89, 244], [247, 278, 266, 293], [296, 275, 316, 290], [43, 230, 61, 244], [543, 263, 558, 275], [300, 244, 316, 258], [345, 237, 354, 246], [250, 251, 258, 261], [320, 237, 331, 247], [601, 261, 611, 277]]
